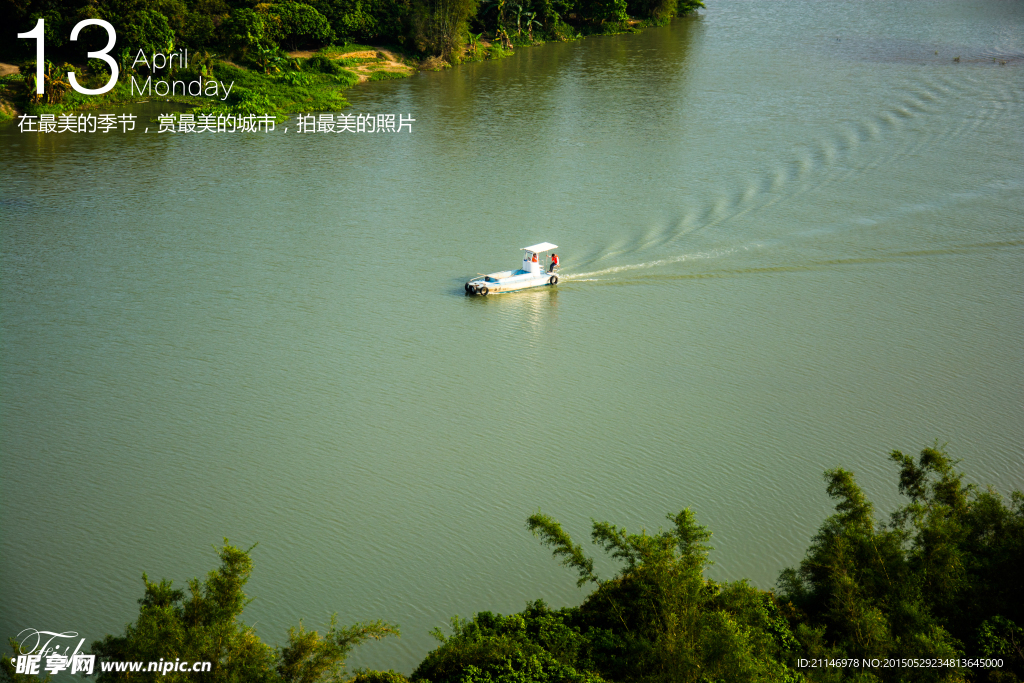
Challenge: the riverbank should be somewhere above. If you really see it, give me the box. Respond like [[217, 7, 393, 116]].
[[0, 13, 693, 121], [0, 44, 417, 121]]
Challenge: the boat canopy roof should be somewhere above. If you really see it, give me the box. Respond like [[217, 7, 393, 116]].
[[522, 242, 558, 253]]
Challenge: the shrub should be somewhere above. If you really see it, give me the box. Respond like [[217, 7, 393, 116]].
[[305, 54, 342, 73], [271, 2, 335, 50], [368, 69, 407, 80]]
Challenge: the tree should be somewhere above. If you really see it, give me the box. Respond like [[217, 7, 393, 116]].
[[413, 0, 479, 63], [411, 603, 606, 682], [575, 0, 626, 27], [91, 541, 398, 682], [777, 445, 1024, 681], [277, 617, 399, 683], [21, 61, 72, 104], [222, 9, 279, 60], [305, 0, 412, 46], [888, 445, 1024, 676], [1, 638, 52, 683], [525, 509, 800, 682], [119, 9, 177, 59], [267, 2, 334, 50], [625, 0, 701, 23]]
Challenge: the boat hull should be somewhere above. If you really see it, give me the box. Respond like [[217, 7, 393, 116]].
[[466, 272, 558, 295]]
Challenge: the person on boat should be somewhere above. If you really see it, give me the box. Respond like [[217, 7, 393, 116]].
[[550, 253, 559, 271], [532, 253, 538, 263]]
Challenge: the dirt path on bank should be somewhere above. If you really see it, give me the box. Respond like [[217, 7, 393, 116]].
[[286, 49, 414, 83], [0, 62, 20, 77]]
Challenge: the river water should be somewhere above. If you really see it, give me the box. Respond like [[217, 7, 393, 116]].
[[2, 0, 1022, 671]]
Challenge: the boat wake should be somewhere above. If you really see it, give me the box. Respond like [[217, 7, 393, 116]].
[[561, 246, 747, 281], [553, 61, 1020, 289]]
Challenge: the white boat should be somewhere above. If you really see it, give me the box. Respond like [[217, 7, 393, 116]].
[[465, 242, 560, 296]]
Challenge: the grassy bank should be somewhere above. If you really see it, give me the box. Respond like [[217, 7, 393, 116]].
[[0, 41, 527, 120], [0, 0, 704, 121], [0, 45, 419, 120]]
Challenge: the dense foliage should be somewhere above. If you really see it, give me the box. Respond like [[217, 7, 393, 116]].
[[778, 446, 1024, 682], [3, 446, 1018, 683], [414, 509, 803, 683], [1, 0, 705, 69], [0, 0, 702, 117], [87, 542, 399, 683], [411, 446, 1021, 683]]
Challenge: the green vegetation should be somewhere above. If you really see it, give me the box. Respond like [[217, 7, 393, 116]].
[[199, 60, 357, 113], [89, 542, 398, 683], [412, 445, 1021, 682], [1, 0, 704, 64], [778, 446, 1024, 682], [415, 510, 802, 683], [9, 445, 1014, 682], [413, 0, 480, 64], [0, 543, 399, 683], [0, 0, 703, 115]]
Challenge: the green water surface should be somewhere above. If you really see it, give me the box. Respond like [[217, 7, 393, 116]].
[[2, 0, 1022, 671]]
